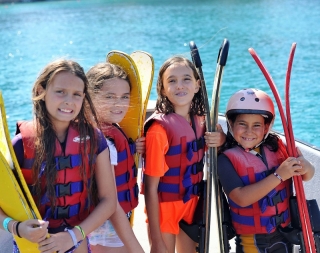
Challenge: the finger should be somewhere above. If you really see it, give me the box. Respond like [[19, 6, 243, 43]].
[[296, 146, 303, 157], [216, 124, 223, 132]]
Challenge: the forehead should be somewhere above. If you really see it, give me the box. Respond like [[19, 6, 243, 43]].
[[164, 63, 193, 77], [236, 114, 265, 122], [50, 71, 84, 91], [100, 77, 130, 92]]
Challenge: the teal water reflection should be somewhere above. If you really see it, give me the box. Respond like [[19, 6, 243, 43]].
[[1, 0, 319, 147]]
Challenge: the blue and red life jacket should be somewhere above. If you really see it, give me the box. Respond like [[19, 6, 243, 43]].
[[223, 139, 292, 234], [101, 123, 138, 213], [17, 121, 94, 228], [143, 112, 206, 203]]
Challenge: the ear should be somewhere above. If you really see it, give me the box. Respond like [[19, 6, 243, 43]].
[[195, 79, 200, 92], [264, 123, 270, 134]]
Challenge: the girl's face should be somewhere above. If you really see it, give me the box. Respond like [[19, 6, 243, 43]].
[[162, 63, 200, 113], [96, 77, 130, 124], [231, 114, 269, 149], [43, 71, 85, 130]]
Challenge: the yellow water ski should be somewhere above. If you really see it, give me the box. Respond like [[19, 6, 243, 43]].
[[130, 50, 154, 129], [107, 51, 142, 143], [130, 51, 154, 226], [0, 92, 42, 252]]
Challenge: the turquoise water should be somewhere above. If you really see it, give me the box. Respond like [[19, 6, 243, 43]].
[[1, 0, 320, 147]]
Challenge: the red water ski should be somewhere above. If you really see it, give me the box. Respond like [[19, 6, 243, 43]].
[[248, 45, 316, 253]]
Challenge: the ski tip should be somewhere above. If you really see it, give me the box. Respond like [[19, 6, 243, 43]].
[[189, 41, 202, 68], [217, 38, 229, 66]]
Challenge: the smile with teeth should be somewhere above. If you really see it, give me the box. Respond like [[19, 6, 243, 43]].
[[176, 92, 187, 96], [242, 137, 255, 141], [59, 108, 73, 113]]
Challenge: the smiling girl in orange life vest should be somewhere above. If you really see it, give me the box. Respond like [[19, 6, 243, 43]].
[[218, 88, 315, 253]]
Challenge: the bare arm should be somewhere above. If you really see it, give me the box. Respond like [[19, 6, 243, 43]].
[[229, 156, 301, 207]]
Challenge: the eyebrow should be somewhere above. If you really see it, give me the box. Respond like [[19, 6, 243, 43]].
[[166, 74, 192, 80]]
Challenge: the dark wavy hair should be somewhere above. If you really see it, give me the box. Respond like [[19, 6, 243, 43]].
[[31, 59, 99, 211], [155, 56, 205, 116], [220, 112, 279, 153]]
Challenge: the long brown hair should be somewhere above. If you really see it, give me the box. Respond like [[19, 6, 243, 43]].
[[31, 59, 99, 211], [155, 56, 205, 116]]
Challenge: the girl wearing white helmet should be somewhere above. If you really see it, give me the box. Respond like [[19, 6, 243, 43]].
[[218, 88, 314, 253]]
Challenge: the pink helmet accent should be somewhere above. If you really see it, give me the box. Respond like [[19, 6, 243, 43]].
[[226, 88, 275, 139]]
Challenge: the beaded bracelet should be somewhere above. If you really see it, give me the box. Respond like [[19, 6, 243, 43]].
[[273, 172, 283, 183], [2, 217, 13, 232], [74, 225, 85, 239]]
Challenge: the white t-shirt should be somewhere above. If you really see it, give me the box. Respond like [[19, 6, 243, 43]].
[[89, 138, 124, 247]]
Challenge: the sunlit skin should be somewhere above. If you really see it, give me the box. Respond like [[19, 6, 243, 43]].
[[231, 114, 268, 150], [41, 72, 85, 141]]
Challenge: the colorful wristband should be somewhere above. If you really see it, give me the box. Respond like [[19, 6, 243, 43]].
[[74, 225, 85, 239], [11, 221, 18, 235], [66, 229, 78, 246], [2, 217, 13, 232], [16, 222, 22, 238], [273, 172, 283, 182]]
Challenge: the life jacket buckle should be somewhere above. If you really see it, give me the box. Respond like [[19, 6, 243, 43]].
[[268, 190, 284, 206], [58, 182, 71, 196], [273, 211, 285, 226], [55, 205, 70, 219], [126, 190, 131, 201], [133, 164, 138, 177], [58, 155, 71, 170], [126, 171, 130, 182]]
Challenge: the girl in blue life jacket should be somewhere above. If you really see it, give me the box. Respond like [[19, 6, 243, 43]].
[[0, 59, 117, 253], [218, 88, 315, 253], [86, 62, 144, 253]]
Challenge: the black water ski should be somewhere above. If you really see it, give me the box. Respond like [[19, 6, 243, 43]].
[[185, 39, 230, 253], [210, 39, 230, 253], [189, 41, 212, 253]]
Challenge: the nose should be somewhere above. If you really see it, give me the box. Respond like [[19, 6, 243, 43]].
[[64, 94, 74, 105]]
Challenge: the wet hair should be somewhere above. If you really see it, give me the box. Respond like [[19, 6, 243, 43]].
[[31, 59, 99, 210], [219, 112, 279, 153], [155, 56, 205, 116]]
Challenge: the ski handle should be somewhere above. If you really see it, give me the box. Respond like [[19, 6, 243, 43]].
[[217, 38, 229, 67]]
